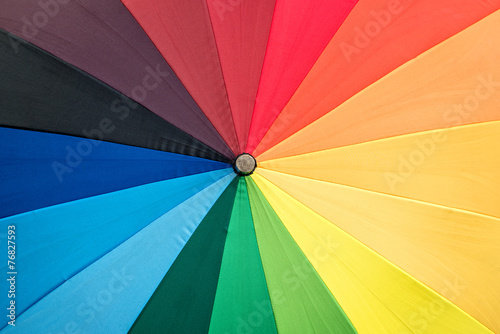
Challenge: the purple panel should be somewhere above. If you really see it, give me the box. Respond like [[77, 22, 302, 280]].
[[0, 0, 234, 159]]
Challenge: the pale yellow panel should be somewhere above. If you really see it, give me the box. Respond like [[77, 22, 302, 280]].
[[259, 121, 500, 218], [254, 169, 500, 333]]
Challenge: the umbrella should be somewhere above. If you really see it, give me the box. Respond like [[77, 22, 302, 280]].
[[1, 0, 499, 333]]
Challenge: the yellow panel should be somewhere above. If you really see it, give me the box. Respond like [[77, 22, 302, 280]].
[[257, 10, 500, 162], [254, 169, 500, 333], [259, 121, 500, 218]]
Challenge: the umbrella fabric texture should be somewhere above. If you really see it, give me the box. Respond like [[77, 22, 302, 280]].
[[1, 1, 499, 333]]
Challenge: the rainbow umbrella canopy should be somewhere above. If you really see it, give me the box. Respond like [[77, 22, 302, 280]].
[[1, 0, 500, 333]]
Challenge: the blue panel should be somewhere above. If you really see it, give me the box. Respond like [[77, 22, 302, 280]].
[[0, 127, 230, 218], [0, 169, 234, 329]]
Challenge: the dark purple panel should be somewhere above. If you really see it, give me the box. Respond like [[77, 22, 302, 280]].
[[0, 0, 234, 159]]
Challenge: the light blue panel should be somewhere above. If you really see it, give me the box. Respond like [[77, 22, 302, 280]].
[[0, 173, 234, 334], [0, 169, 234, 330]]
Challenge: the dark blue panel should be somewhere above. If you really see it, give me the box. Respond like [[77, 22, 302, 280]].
[[0, 127, 230, 218]]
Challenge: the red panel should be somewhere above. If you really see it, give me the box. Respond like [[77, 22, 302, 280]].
[[252, 0, 500, 157], [121, 0, 239, 155], [207, 0, 276, 153], [246, 0, 359, 153]]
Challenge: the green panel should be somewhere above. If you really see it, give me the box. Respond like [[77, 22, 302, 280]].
[[129, 178, 239, 334], [246, 177, 357, 334], [209, 178, 278, 334]]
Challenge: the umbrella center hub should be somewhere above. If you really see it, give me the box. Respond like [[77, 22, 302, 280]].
[[234, 153, 257, 176]]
